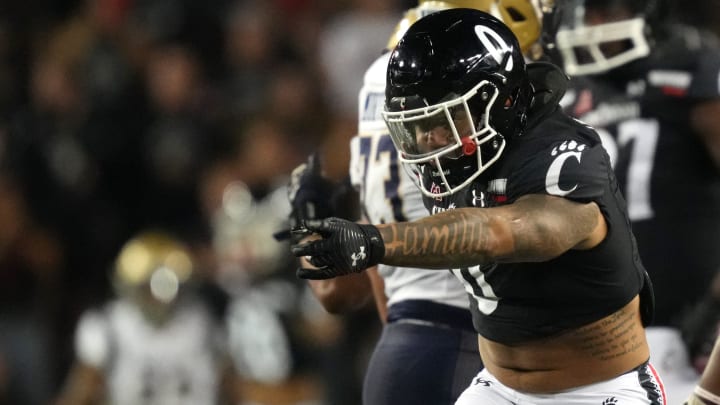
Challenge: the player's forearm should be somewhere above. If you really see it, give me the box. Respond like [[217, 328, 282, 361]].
[[306, 273, 373, 314], [377, 208, 502, 268], [299, 236, 373, 312], [376, 196, 601, 268], [366, 267, 389, 323]]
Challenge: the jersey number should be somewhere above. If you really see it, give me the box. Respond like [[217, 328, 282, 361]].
[[357, 134, 404, 223], [452, 265, 499, 315], [596, 118, 659, 221]]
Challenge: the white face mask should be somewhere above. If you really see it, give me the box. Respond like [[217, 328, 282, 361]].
[[553, 3, 650, 76], [382, 80, 506, 198]]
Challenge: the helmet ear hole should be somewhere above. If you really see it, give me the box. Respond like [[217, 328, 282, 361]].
[[505, 7, 526, 22]]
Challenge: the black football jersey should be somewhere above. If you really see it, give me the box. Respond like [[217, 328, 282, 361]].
[[422, 109, 647, 344], [562, 25, 720, 326]]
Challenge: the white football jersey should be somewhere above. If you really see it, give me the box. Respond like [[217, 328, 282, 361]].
[[351, 52, 468, 309], [74, 298, 226, 405]]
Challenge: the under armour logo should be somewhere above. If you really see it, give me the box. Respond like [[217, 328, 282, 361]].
[[473, 378, 492, 387], [351, 247, 367, 267], [472, 189, 486, 207]]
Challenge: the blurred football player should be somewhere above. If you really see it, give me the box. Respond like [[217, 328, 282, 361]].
[[545, 0, 720, 402], [286, 1, 543, 404], [213, 179, 361, 405], [54, 230, 241, 405]]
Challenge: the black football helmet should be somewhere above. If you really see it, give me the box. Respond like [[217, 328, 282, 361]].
[[546, 0, 666, 75], [382, 8, 531, 197]]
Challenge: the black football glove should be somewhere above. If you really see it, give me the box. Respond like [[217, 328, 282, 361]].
[[291, 218, 385, 280], [273, 153, 338, 242]]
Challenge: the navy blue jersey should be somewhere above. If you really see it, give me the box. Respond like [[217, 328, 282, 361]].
[[562, 25, 720, 326], [422, 109, 647, 344]]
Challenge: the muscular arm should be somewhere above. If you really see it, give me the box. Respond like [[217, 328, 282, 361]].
[[306, 271, 373, 314], [305, 258, 386, 319], [377, 194, 606, 269], [691, 100, 720, 171]]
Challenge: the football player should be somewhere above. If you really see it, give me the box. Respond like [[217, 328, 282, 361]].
[[54, 231, 241, 405], [286, 1, 542, 404], [214, 180, 340, 405], [292, 8, 666, 404], [545, 0, 720, 402]]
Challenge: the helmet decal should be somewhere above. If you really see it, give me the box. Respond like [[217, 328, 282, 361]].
[[475, 25, 515, 71]]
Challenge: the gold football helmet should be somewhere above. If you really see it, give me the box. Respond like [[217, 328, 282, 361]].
[[387, 0, 541, 54], [113, 231, 194, 322]]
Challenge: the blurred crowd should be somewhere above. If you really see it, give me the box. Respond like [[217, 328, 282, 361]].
[[0, 0, 718, 405], [0, 0, 420, 404]]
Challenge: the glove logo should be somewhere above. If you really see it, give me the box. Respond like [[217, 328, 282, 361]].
[[351, 247, 367, 267]]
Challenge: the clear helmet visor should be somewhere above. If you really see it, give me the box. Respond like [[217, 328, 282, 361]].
[[382, 81, 505, 197], [554, 1, 650, 75]]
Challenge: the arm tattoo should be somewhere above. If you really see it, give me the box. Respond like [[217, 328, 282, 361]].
[[379, 209, 495, 268], [376, 194, 601, 269]]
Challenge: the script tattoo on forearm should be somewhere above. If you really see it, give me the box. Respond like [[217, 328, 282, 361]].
[[376, 195, 600, 269], [380, 208, 495, 268]]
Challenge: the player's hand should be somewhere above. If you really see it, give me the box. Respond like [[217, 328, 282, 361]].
[[288, 153, 336, 225], [274, 153, 337, 242], [291, 218, 385, 280]]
